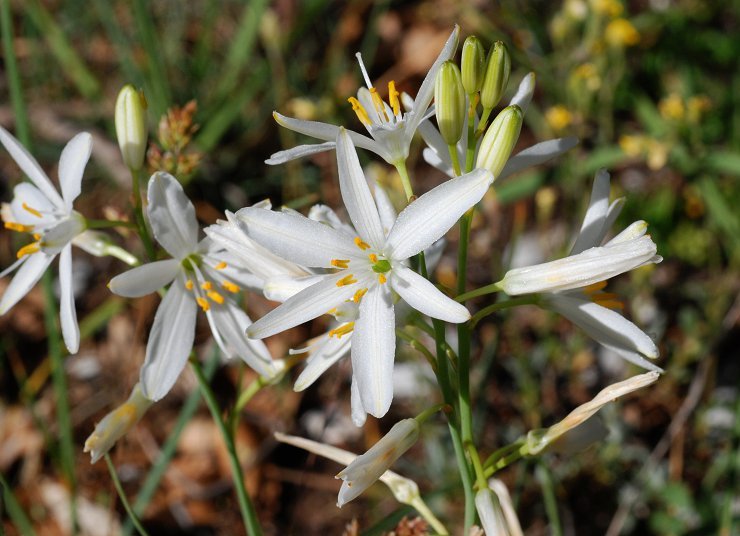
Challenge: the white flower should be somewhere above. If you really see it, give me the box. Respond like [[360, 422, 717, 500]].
[[525, 371, 660, 455], [419, 73, 579, 179], [475, 488, 509, 536], [336, 418, 420, 506], [498, 170, 663, 372], [0, 127, 94, 353], [240, 129, 492, 418], [84, 382, 153, 463], [108, 172, 282, 401], [266, 26, 460, 166]]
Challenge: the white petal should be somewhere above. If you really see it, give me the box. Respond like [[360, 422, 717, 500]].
[[350, 376, 368, 427], [293, 332, 352, 391], [58, 132, 92, 210], [59, 245, 79, 353], [265, 141, 336, 165], [38, 213, 86, 255], [236, 207, 359, 267], [209, 301, 282, 379], [499, 137, 579, 180], [0, 257, 24, 279], [336, 130, 385, 249], [308, 204, 355, 235], [406, 25, 460, 134], [509, 72, 535, 112], [373, 184, 397, 237], [147, 172, 198, 258], [421, 147, 453, 176], [247, 272, 360, 339], [273, 112, 382, 155], [351, 284, 395, 418], [0, 253, 54, 314], [10, 183, 58, 225], [549, 295, 661, 371], [140, 279, 197, 401], [108, 259, 180, 297], [263, 273, 325, 302], [386, 168, 493, 260], [570, 169, 611, 255], [391, 264, 469, 323], [0, 126, 64, 209]]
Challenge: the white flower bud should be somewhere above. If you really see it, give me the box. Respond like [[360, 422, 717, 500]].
[[480, 41, 511, 111], [435, 61, 466, 145], [475, 105, 523, 177], [115, 85, 148, 170]]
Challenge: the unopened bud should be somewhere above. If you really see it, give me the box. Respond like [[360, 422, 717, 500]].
[[475, 105, 523, 177], [434, 61, 466, 145], [480, 41, 511, 111], [115, 85, 148, 170], [461, 36, 486, 94]]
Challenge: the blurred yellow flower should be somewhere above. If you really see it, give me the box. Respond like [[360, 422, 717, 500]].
[[687, 95, 712, 123], [619, 134, 644, 157], [605, 18, 640, 47], [659, 93, 685, 121], [545, 105, 573, 132], [619, 134, 669, 170], [591, 0, 623, 17], [573, 63, 601, 91]]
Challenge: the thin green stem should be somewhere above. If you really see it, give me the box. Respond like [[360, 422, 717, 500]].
[[415, 403, 447, 425], [396, 328, 437, 372], [470, 296, 540, 328], [456, 281, 503, 302], [465, 96, 478, 173], [477, 107, 492, 137], [483, 441, 527, 477], [1, 0, 30, 146], [130, 168, 156, 260], [394, 160, 414, 202], [191, 359, 263, 536], [409, 496, 448, 535], [105, 455, 150, 536], [536, 463, 563, 536], [448, 144, 461, 177], [457, 210, 474, 452], [466, 443, 488, 490], [0, 473, 36, 536]]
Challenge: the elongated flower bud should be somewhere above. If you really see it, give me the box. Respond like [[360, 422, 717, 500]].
[[475, 488, 509, 535], [480, 41, 511, 111], [475, 105, 523, 177], [115, 85, 148, 170], [461, 35, 486, 95], [434, 61, 466, 145]]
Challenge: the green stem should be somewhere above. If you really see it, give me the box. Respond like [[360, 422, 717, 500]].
[[1, 0, 30, 146], [448, 144, 461, 177], [536, 463, 563, 536], [394, 160, 414, 202], [130, 167, 156, 260], [409, 496, 448, 535], [191, 359, 263, 536], [456, 281, 503, 302], [105, 455, 150, 536], [465, 97, 478, 173], [483, 441, 527, 477], [103, 244, 140, 267], [477, 107, 492, 137], [466, 443, 488, 490], [396, 328, 438, 371], [470, 296, 540, 328]]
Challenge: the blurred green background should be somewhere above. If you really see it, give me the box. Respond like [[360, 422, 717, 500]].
[[0, 0, 738, 534]]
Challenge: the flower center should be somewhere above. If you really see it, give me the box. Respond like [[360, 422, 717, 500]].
[[347, 53, 401, 127]]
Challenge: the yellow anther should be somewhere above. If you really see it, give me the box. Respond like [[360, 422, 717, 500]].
[[352, 288, 368, 303], [201, 281, 213, 290], [33, 233, 41, 241], [16, 242, 40, 259], [185, 280, 194, 290], [207, 291, 225, 304], [196, 297, 210, 311], [222, 281, 239, 293], [214, 261, 227, 270], [368, 253, 378, 263], [329, 322, 355, 339], [378, 273, 387, 284], [336, 274, 358, 287], [388, 81, 401, 116], [593, 297, 624, 310], [354, 237, 370, 250], [348, 97, 372, 126], [369, 87, 389, 121], [331, 258, 350, 269], [22, 202, 42, 218], [326, 307, 337, 316], [583, 281, 608, 294], [4, 221, 34, 233]]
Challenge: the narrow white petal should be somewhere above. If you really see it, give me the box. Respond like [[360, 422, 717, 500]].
[[336, 130, 385, 249], [499, 137, 579, 180], [308, 204, 355, 235], [265, 141, 336, 165], [293, 332, 352, 391], [374, 184, 397, 236], [0, 257, 25, 279], [386, 168, 493, 260], [549, 295, 661, 370], [570, 169, 611, 255], [0, 126, 64, 209], [108, 259, 180, 297], [236, 207, 359, 267], [247, 273, 360, 339], [263, 274, 325, 302], [58, 132, 92, 210], [0, 253, 54, 314], [10, 183, 57, 225], [59, 245, 79, 353], [350, 376, 368, 427], [209, 301, 283, 379], [352, 285, 395, 418], [509, 72, 535, 111], [421, 147, 453, 176], [273, 112, 382, 155], [147, 172, 198, 258], [406, 25, 460, 134], [140, 279, 197, 401], [391, 264, 469, 323]]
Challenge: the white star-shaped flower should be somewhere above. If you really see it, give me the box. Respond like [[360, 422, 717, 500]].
[[0, 127, 94, 353], [266, 26, 460, 167], [240, 129, 492, 418], [108, 172, 282, 401], [498, 169, 663, 372]]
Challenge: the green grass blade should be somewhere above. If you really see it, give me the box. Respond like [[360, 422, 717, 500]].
[[0, 474, 36, 536], [131, 0, 172, 117]]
